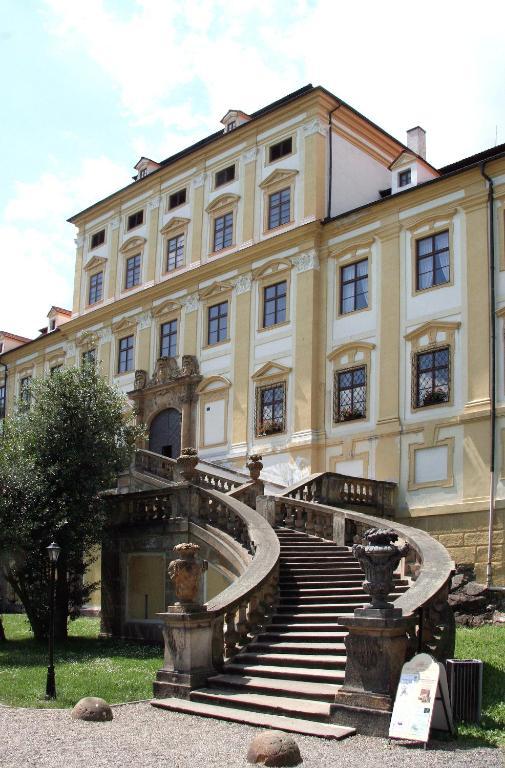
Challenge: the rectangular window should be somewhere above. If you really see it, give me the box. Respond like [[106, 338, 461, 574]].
[[263, 281, 287, 328], [256, 383, 286, 436], [125, 253, 141, 288], [127, 210, 144, 230], [208, 301, 228, 345], [398, 169, 412, 187], [215, 164, 235, 188], [118, 335, 134, 373], [0, 384, 5, 418], [415, 347, 450, 408], [416, 231, 450, 291], [269, 137, 292, 162], [82, 348, 96, 367], [334, 366, 367, 422], [213, 212, 233, 252], [88, 272, 103, 305], [169, 188, 187, 209], [90, 229, 105, 249], [19, 376, 32, 409], [167, 234, 185, 271], [340, 259, 368, 314], [50, 364, 63, 376], [268, 188, 291, 230], [160, 320, 178, 358]]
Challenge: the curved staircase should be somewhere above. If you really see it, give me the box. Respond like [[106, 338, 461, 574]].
[[152, 526, 409, 739]]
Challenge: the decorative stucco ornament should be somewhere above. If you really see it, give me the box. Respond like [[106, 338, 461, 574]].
[[352, 528, 409, 611], [167, 542, 208, 607]]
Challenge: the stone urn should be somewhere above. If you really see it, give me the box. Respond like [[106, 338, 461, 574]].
[[167, 543, 208, 610], [177, 447, 199, 481], [247, 454, 263, 481], [352, 528, 409, 612]]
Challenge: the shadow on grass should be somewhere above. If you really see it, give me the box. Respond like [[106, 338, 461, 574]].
[[0, 635, 163, 667]]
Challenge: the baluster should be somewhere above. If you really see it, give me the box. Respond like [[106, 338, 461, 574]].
[[247, 593, 264, 636], [294, 506, 304, 531], [224, 610, 240, 658], [285, 503, 295, 528], [306, 510, 315, 536], [236, 602, 249, 645], [322, 513, 333, 541], [313, 511, 323, 537]]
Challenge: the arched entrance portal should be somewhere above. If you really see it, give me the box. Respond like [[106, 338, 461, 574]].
[[149, 408, 182, 458]]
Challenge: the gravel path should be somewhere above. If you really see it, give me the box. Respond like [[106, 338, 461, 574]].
[[0, 702, 502, 768]]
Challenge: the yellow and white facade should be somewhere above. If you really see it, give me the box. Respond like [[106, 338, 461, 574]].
[[1, 84, 504, 584]]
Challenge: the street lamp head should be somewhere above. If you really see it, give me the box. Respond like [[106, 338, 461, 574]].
[[46, 542, 61, 563]]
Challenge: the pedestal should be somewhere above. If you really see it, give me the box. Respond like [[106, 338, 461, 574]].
[[153, 609, 219, 699], [330, 613, 414, 736]]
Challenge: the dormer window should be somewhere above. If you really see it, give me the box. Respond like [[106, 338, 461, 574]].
[[398, 169, 412, 187], [139, 168, 148, 179], [220, 110, 250, 133], [226, 121, 236, 133], [49, 319, 56, 332]]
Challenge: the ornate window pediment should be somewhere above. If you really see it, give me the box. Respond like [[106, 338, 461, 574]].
[[330, 238, 374, 262], [252, 258, 292, 280], [84, 255, 107, 272], [196, 375, 232, 394], [199, 280, 234, 300], [119, 236, 146, 254], [206, 193, 240, 214], [327, 341, 375, 366], [160, 217, 190, 236], [152, 300, 182, 318], [112, 316, 137, 334], [259, 168, 298, 190], [75, 330, 100, 349], [404, 320, 460, 349], [252, 360, 291, 381]]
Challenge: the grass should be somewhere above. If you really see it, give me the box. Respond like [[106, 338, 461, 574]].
[[0, 615, 503, 748], [454, 625, 505, 748], [0, 614, 162, 709]]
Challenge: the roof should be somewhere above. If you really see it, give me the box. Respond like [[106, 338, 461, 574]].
[[49, 306, 72, 316], [0, 331, 32, 343], [439, 141, 505, 175]]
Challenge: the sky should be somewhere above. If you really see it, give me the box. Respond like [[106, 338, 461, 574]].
[[1, 0, 504, 338]]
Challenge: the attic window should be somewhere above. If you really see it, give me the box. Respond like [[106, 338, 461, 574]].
[[90, 229, 105, 249], [215, 164, 235, 188], [169, 188, 187, 209], [127, 210, 144, 230], [226, 121, 236, 133], [138, 168, 148, 179], [49, 319, 56, 331], [269, 137, 292, 163], [398, 169, 412, 187]]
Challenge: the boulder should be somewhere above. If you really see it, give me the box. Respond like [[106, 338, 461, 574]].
[[247, 730, 302, 767], [71, 697, 113, 722]]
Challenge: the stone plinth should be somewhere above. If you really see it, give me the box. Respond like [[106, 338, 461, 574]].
[[153, 610, 218, 699], [330, 613, 413, 736]]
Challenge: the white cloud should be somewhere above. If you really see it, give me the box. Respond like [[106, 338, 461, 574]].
[[0, 157, 128, 338]]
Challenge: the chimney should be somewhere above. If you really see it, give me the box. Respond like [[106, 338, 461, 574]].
[[407, 126, 426, 159]]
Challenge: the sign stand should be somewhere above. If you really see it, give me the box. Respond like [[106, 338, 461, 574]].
[[388, 652, 454, 747]]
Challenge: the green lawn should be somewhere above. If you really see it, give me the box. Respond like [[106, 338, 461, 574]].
[[0, 615, 162, 709], [0, 615, 503, 748], [454, 625, 505, 747]]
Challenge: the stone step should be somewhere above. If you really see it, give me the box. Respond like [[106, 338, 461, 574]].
[[151, 697, 355, 740], [280, 555, 357, 561], [269, 612, 355, 623], [279, 546, 351, 552], [237, 651, 346, 669], [225, 662, 346, 684], [280, 563, 362, 570], [248, 641, 347, 653], [208, 673, 341, 702], [276, 603, 364, 613], [280, 585, 375, 595], [190, 688, 331, 721], [264, 621, 346, 632], [279, 594, 369, 604], [279, 576, 365, 585], [257, 630, 347, 643]]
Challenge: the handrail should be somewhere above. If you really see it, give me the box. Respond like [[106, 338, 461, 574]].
[[200, 488, 279, 614], [134, 448, 246, 492], [274, 495, 453, 619]]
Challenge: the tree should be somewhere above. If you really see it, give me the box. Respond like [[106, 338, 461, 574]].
[[0, 364, 143, 641]]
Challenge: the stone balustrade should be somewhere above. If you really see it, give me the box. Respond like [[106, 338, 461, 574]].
[[280, 471, 396, 518]]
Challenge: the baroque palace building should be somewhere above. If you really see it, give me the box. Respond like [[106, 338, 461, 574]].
[[1, 84, 504, 586]]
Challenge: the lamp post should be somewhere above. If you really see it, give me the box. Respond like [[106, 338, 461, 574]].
[[45, 541, 61, 700]]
